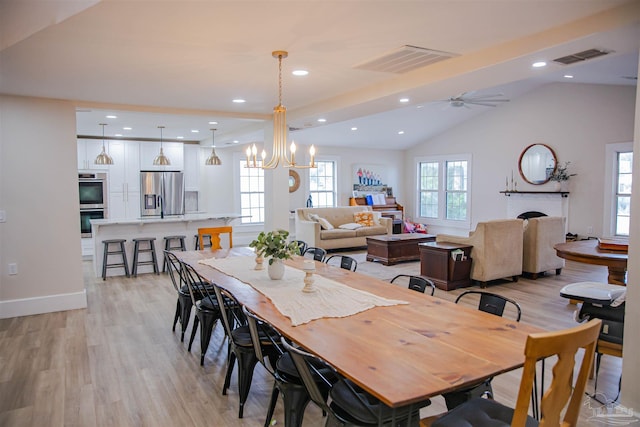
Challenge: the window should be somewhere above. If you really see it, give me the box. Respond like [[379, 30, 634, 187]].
[[239, 160, 264, 223], [604, 143, 633, 237], [417, 155, 470, 223], [615, 151, 633, 236], [309, 160, 336, 207]]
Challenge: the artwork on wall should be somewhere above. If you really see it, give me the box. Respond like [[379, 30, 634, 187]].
[[352, 164, 392, 196]]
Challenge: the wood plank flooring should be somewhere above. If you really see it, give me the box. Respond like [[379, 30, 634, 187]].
[[0, 251, 624, 426]]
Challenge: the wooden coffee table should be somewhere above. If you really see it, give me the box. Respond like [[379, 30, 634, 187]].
[[366, 233, 435, 265]]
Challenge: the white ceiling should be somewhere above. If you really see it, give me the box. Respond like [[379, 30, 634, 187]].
[[1, 1, 638, 150]]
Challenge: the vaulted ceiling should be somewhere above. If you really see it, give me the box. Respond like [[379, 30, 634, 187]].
[[1, 1, 638, 150]]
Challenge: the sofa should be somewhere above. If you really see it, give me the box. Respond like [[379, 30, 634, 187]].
[[436, 219, 524, 286], [295, 206, 392, 250], [522, 216, 566, 278]]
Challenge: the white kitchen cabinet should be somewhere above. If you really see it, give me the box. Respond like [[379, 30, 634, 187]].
[[77, 139, 109, 170], [109, 191, 140, 220], [183, 144, 201, 191], [108, 141, 140, 193], [140, 142, 184, 171]]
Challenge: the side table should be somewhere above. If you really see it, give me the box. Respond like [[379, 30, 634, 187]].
[[419, 242, 473, 291]]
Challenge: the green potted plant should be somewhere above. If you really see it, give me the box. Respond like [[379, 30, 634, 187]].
[[549, 161, 576, 191], [249, 229, 300, 279]]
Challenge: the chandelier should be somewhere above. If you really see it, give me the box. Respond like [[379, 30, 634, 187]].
[[94, 123, 114, 165], [153, 125, 171, 165], [245, 50, 316, 169], [205, 128, 222, 165]]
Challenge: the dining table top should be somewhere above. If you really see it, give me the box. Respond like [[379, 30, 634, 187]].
[[176, 247, 544, 408]]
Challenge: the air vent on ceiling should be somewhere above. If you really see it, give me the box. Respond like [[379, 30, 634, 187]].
[[553, 48, 610, 65], [354, 45, 458, 74]]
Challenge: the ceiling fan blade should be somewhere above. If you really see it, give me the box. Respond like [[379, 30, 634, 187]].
[[464, 101, 500, 107]]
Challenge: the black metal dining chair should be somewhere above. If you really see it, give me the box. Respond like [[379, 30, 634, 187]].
[[304, 247, 327, 262], [325, 254, 358, 272], [390, 274, 435, 295]]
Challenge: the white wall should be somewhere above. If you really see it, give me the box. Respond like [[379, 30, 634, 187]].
[[0, 95, 86, 318], [405, 83, 636, 236]]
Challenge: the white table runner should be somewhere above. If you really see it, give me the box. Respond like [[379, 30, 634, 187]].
[[198, 256, 407, 326]]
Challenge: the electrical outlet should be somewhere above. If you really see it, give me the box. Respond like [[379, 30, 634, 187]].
[[8, 263, 17, 275], [587, 226, 594, 235]]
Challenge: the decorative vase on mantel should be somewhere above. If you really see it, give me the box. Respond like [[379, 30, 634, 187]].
[[267, 259, 285, 280], [560, 181, 569, 192], [553, 181, 562, 192]]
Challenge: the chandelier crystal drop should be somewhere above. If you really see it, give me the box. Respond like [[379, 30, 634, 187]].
[[245, 50, 316, 169], [94, 123, 114, 165]]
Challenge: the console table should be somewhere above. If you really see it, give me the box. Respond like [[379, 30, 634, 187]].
[[419, 242, 473, 291]]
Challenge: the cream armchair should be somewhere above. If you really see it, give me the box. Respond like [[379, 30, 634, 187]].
[[436, 219, 523, 286], [522, 216, 566, 279]]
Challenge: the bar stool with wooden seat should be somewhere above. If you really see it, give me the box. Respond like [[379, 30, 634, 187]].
[[197, 226, 232, 251], [194, 233, 212, 250], [162, 235, 187, 272], [101, 239, 130, 280], [131, 237, 159, 277]]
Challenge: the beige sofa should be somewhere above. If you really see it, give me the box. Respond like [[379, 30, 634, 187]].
[[436, 219, 524, 286], [295, 206, 392, 250], [522, 216, 566, 278]]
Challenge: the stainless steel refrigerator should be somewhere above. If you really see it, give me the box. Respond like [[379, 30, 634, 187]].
[[140, 171, 185, 217]]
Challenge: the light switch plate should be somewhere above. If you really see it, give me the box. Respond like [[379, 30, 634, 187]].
[[0, 210, 5, 223]]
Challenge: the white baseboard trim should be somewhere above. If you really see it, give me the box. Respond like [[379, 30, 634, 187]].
[[0, 290, 87, 319]]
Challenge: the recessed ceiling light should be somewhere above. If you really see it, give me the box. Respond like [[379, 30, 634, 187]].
[[123, 127, 132, 130], [191, 129, 199, 133], [532, 61, 547, 68], [399, 98, 409, 103], [232, 99, 246, 103], [208, 121, 218, 125], [317, 118, 327, 123], [106, 115, 117, 119], [416, 105, 424, 109], [233, 140, 239, 144], [564, 75, 574, 79], [176, 136, 184, 139], [351, 127, 358, 131], [292, 70, 309, 76], [114, 133, 123, 137], [398, 131, 405, 135]]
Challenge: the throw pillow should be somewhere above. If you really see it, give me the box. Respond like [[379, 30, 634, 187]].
[[354, 211, 374, 227], [317, 217, 334, 230], [371, 211, 382, 226], [306, 213, 320, 222], [338, 223, 362, 230]]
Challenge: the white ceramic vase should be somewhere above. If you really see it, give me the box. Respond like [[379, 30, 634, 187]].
[[267, 259, 285, 280], [553, 181, 562, 191]]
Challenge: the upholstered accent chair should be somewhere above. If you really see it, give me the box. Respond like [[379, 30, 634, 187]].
[[522, 216, 566, 279], [436, 219, 524, 287]]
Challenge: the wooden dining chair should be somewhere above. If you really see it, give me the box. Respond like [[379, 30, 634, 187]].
[[423, 319, 602, 427], [198, 226, 233, 251]]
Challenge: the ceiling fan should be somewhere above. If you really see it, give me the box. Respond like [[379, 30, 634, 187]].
[[445, 92, 510, 108]]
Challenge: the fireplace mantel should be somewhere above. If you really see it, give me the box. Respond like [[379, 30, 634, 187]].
[[500, 191, 569, 198]]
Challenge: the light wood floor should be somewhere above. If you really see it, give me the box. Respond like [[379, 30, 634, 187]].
[[0, 251, 624, 426]]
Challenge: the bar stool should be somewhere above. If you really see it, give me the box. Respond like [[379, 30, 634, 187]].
[[131, 237, 159, 277], [194, 233, 212, 250], [102, 239, 129, 280], [163, 235, 186, 272]]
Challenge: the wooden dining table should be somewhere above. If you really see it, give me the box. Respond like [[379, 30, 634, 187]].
[[554, 239, 628, 285], [176, 248, 543, 409]]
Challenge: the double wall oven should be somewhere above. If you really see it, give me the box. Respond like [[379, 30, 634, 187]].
[[79, 172, 108, 237]]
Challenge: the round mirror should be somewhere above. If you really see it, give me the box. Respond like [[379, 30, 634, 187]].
[[518, 143, 557, 185], [288, 170, 300, 193]]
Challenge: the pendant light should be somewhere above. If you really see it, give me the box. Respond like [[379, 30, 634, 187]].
[[205, 128, 222, 165], [94, 123, 114, 165], [153, 125, 171, 165]]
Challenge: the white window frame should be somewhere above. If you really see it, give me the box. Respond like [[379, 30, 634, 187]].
[[235, 154, 265, 224], [604, 142, 633, 236], [308, 156, 339, 208], [415, 154, 472, 229]]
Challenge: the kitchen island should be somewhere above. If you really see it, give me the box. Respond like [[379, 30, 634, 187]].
[[91, 213, 243, 278]]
